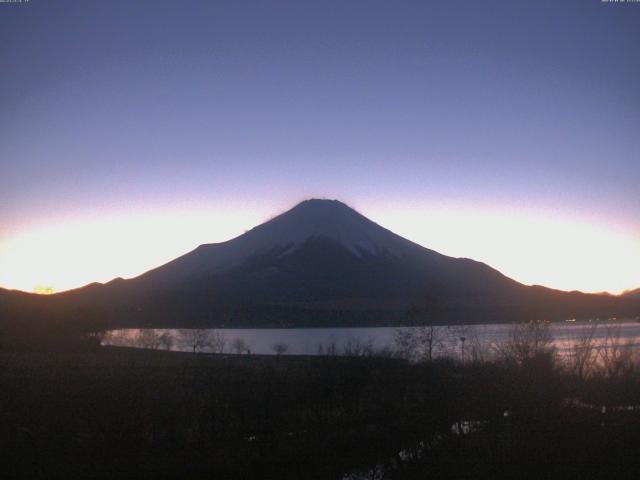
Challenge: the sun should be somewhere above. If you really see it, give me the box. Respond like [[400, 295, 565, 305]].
[[33, 285, 55, 295]]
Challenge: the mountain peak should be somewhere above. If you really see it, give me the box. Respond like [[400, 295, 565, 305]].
[[286, 198, 358, 217], [138, 198, 431, 285], [257, 198, 411, 255], [294, 198, 351, 208]]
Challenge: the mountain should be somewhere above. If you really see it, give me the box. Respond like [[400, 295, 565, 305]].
[[134, 199, 520, 297], [2, 199, 639, 331], [622, 288, 640, 299]]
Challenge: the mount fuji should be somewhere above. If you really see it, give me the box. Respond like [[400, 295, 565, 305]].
[[2, 199, 639, 329]]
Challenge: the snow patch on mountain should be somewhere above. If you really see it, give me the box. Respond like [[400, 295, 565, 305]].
[[136, 199, 439, 284]]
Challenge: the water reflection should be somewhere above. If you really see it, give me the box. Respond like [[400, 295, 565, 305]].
[[102, 320, 640, 359]]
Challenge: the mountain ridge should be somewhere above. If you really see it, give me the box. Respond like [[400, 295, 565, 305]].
[[622, 288, 640, 299], [1, 199, 639, 330], [133, 199, 443, 288]]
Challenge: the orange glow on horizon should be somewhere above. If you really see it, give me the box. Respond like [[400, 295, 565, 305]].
[[33, 285, 55, 295]]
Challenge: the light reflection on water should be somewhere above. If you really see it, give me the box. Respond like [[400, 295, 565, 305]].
[[102, 320, 640, 357]]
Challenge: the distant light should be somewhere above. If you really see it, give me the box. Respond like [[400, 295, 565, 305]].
[[33, 285, 54, 295]]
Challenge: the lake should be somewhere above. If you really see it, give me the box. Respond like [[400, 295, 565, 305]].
[[103, 319, 640, 358]]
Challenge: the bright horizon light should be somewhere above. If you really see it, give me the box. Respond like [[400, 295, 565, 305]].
[[1, 3, 638, 299], [0, 202, 637, 295], [0, 207, 268, 294], [368, 204, 640, 295]]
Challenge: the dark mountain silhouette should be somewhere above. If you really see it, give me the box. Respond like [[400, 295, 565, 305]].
[[622, 288, 640, 299], [1, 199, 639, 332]]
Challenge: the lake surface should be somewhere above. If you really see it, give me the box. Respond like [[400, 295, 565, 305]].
[[103, 320, 640, 357]]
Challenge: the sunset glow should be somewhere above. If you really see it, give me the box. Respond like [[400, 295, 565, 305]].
[[2, 3, 640, 478], [370, 205, 640, 295], [0, 207, 266, 294], [0, 1, 638, 296], [1, 203, 637, 295]]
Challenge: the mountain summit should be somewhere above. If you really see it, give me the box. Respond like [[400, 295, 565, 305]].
[[240, 199, 425, 256], [8, 199, 638, 328], [138, 199, 440, 287]]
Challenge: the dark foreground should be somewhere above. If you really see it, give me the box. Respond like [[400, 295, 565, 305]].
[[3, 347, 640, 479]]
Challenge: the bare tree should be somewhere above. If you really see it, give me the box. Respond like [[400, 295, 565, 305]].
[[493, 321, 555, 365], [597, 325, 639, 380], [343, 336, 375, 357], [416, 326, 446, 361], [179, 329, 213, 353], [448, 325, 489, 363], [272, 343, 289, 355], [231, 337, 250, 354], [138, 329, 162, 350], [394, 328, 417, 360], [159, 331, 174, 351], [209, 331, 227, 354], [317, 342, 337, 356], [394, 326, 446, 362], [565, 323, 599, 379]]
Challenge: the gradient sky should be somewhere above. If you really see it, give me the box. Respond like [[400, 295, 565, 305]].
[[1, 0, 638, 294]]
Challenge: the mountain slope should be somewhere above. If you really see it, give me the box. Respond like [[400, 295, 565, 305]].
[[2, 199, 639, 329], [622, 288, 640, 299], [133, 199, 519, 297]]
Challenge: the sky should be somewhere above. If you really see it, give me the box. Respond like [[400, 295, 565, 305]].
[[0, 0, 638, 295]]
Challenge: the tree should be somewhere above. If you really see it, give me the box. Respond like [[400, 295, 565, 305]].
[[446, 325, 488, 363], [343, 336, 374, 357], [494, 320, 555, 365], [394, 328, 416, 360], [565, 322, 599, 379], [209, 331, 227, 354], [178, 329, 213, 353], [597, 325, 639, 381], [138, 329, 162, 350], [231, 338, 250, 354], [416, 326, 446, 362], [394, 326, 446, 362], [272, 343, 288, 356], [159, 331, 174, 351], [317, 341, 337, 356]]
